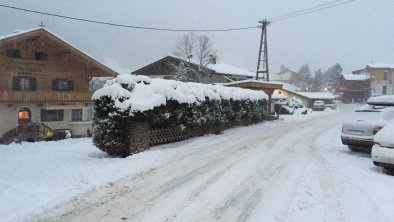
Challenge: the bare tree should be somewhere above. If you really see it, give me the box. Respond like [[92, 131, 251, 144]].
[[172, 33, 217, 82], [173, 33, 195, 61], [195, 35, 216, 68]]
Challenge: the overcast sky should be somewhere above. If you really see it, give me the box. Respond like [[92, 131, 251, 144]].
[[1, 0, 393, 75]]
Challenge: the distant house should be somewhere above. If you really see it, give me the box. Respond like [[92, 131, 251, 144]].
[[273, 88, 335, 108], [354, 64, 394, 96], [0, 28, 117, 143], [132, 55, 256, 84], [270, 68, 299, 84], [339, 74, 371, 103]]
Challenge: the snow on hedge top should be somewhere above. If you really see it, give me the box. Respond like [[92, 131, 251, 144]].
[[93, 74, 268, 112]]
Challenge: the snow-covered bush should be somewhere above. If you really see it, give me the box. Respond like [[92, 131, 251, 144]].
[[92, 74, 268, 156], [287, 97, 304, 108]]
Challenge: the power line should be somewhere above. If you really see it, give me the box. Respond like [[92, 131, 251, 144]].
[[270, 0, 356, 23], [0, 1, 356, 32], [270, 0, 349, 22], [0, 4, 258, 32]]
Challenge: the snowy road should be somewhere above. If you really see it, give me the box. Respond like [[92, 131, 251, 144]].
[[46, 106, 373, 222], [1, 104, 388, 222]]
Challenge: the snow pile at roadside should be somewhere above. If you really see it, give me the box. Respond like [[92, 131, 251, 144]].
[[92, 74, 268, 112], [0, 139, 179, 222]]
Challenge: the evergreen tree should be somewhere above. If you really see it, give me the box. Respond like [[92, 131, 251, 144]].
[[326, 63, 343, 92], [280, 64, 287, 72], [313, 68, 323, 91], [298, 64, 312, 90]]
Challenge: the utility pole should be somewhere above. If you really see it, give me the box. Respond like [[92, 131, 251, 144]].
[[255, 19, 270, 81]]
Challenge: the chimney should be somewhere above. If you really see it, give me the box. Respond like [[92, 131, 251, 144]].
[[209, 55, 217, 64]]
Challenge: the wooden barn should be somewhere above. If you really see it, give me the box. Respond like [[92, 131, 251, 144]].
[[0, 27, 117, 143], [339, 74, 371, 103]]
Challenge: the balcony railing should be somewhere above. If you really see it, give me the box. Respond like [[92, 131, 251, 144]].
[[0, 91, 93, 103]]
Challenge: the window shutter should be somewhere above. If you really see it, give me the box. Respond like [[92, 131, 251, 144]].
[[59, 110, 64, 121], [12, 77, 20, 90], [52, 79, 57, 91], [40, 109, 46, 121], [31, 78, 37, 90], [69, 80, 74, 91]]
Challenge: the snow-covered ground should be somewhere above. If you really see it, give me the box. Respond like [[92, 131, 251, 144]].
[[1, 104, 394, 222]]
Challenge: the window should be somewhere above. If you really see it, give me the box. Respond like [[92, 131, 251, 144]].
[[52, 79, 74, 91], [383, 85, 387, 95], [72, 109, 82, 121], [41, 109, 64, 122], [6, 49, 21, 58], [35, 52, 48, 61], [13, 77, 37, 91], [384, 71, 388, 80]]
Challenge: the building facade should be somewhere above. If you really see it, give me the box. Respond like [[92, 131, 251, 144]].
[[364, 64, 394, 96], [0, 28, 117, 142], [339, 74, 371, 103]]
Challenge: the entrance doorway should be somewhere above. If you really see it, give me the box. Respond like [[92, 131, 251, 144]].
[[18, 107, 31, 124]]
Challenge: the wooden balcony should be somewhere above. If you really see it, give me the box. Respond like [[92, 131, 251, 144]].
[[0, 91, 93, 103]]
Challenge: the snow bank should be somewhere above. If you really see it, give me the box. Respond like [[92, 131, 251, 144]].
[[93, 74, 268, 113]]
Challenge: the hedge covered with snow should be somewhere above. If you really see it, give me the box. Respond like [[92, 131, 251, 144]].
[[92, 74, 268, 157]]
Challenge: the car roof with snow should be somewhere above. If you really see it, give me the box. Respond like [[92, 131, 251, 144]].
[[367, 95, 394, 106]]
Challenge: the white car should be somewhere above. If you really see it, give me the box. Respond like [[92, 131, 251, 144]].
[[341, 96, 394, 152], [371, 119, 394, 174], [312, 100, 325, 111]]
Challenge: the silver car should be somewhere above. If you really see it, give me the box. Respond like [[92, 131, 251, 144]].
[[341, 96, 394, 152]]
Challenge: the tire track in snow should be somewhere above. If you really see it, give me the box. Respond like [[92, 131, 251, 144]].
[[312, 122, 382, 222], [41, 110, 345, 222]]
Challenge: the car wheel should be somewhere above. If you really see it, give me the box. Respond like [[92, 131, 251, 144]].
[[383, 168, 394, 176], [348, 145, 358, 152]]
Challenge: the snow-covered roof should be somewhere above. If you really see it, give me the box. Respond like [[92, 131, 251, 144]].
[[342, 74, 371, 81], [272, 93, 287, 100], [0, 27, 117, 76], [281, 83, 297, 91], [93, 74, 268, 113], [367, 95, 394, 105], [222, 79, 283, 87], [207, 63, 255, 77], [367, 63, 394, 69], [0, 27, 43, 41], [297, 92, 335, 100], [169, 55, 255, 78]]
